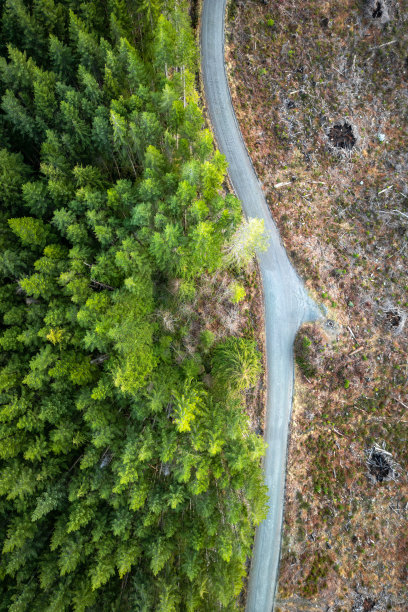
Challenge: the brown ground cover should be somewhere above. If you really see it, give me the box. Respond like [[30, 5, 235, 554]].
[[166, 259, 266, 432], [226, 0, 408, 609]]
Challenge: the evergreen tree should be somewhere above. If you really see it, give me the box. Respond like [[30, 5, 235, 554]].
[[0, 1, 267, 609]]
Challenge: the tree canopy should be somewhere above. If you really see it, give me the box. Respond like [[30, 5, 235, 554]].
[[0, 1, 267, 609]]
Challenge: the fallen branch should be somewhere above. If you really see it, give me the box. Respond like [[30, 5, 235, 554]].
[[91, 354, 109, 365], [378, 185, 393, 195], [90, 279, 116, 291], [369, 40, 397, 51], [349, 345, 364, 357], [379, 209, 408, 220], [392, 396, 408, 410], [274, 181, 292, 189]]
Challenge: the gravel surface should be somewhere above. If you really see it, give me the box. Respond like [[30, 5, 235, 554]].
[[200, 2, 320, 610]]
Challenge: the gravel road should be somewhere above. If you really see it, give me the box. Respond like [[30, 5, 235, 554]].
[[200, 1, 320, 610]]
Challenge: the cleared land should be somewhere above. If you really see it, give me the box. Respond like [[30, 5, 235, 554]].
[[226, 0, 408, 610]]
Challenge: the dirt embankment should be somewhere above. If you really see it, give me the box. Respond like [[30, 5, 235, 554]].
[[226, 0, 408, 610]]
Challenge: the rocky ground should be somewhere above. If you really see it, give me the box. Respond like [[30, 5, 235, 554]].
[[226, 0, 408, 609]]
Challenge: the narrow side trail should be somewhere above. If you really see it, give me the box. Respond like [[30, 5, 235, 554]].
[[200, 2, 320, 610]]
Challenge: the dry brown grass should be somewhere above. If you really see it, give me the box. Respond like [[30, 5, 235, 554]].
[[227, 0, 407, 608], [169, 261, 266, 430]]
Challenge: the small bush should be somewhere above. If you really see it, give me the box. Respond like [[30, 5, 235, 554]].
[[212, 337, 261, 392], [294, 334, 317, 378], [229, 281, 246, 303], [200, 329, 215, 351]]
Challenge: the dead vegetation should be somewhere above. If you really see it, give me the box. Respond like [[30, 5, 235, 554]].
[[365, 442, 400, 483], [165, 262, 266, 431], [226, 0, 407, 608]]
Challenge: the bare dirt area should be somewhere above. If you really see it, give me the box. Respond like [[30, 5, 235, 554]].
[[226, 0, 408, 609]]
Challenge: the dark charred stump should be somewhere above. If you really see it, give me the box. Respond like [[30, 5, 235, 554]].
[[366, 444, 400, 484], [363, 598, 376, 612], [328, 123, 356, 150], [368, 451, 391, 481], [372, 2, 383, 18], [385, 309, 402, 328]]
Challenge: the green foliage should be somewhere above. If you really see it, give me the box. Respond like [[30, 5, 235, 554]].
[[294, 333, 317, 379], [225, 217, 269, 268], [0, 149, 30, 209], [212, 337, 262, 392], [229, 281, 246, 303], [200, 329, 215, 351], [8, 217, 49, 247], [0, 0, 266, 609], [301, 551, 334, 597]]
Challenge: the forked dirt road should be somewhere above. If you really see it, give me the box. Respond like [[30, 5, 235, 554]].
[[200, 1, 320, 610]]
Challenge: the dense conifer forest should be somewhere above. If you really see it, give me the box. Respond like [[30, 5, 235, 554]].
[[0, 1, 268, 609]]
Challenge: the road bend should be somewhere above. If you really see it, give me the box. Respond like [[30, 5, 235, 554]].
[[200, 1, 320, 610]]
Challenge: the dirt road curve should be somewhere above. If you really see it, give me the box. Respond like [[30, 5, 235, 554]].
[[200, 2, 320, 610]]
